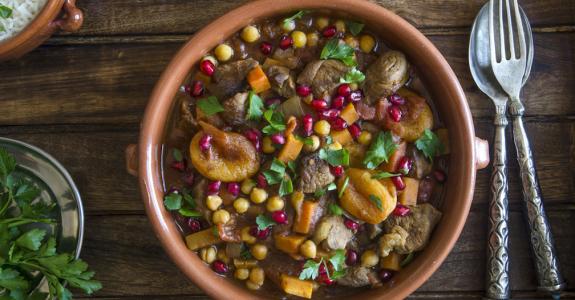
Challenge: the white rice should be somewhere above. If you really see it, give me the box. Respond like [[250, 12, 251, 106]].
[[0, 0, 48, 42]]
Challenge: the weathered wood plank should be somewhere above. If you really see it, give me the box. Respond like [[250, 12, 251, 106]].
[[64, 0, 575, 37], [0, 33, 573, 125], [77, 209, 574, 296]]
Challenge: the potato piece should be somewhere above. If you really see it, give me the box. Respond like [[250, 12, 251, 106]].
[[331, 129, 353, 146], [385, 93, 433, 142], [338, 168, 397, 224], [381, 141, 406, 172], [281, 274, 314, 299], [190, 122, 260, 182], [275, 234, 307, 254], [380, 252, 403, 271], [185, 228, 221, 251], [293, 200, 319, 234], [340, 103, 359, 125], [399, 177, 419, 206]]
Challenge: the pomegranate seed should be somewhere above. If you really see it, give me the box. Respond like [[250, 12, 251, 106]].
[[389, 93, 406, 106], [207, 180, 221, 195], [318, 108, 340, 121], [318, 263, 328, 275], [271, 133, 286, 145], [393, 204, 411, 217], [212, 260, 228, 274], [345, 249, 358, 266], [296, 84, 312, 97], [250, 226, 271, 240], [257, 173, 268, 188], [337, 84, 352, 97], [279, 35, 293, 50], [330, 165, 344, 177], [199, 134, 212, 153], [187, 218, 202, 233], [434, 170, 447, 183], [227, 182, 240, 197], [260, 41, 273, 55], [347, 90, 363, 102], [322, 25, 337, 38], [391, 176, 406, 191], [272, 210, 288, 224], [311, 99, 328, 110], [348, 123, 361, 139], [302, 114, 314, 136], [331, 95, 345, 109], [244, 129, 262, 151], [379, 269, 394, 282], [189, 80, 204, 97], [397, 156, 413, 175], [330, 117, 348, 131], [344, 218, 359, 231], [200, 60, 215, 76], [166, 186, 180, 195], [265, 97, 282, 108], [171, 160, 186, 172], [388, 105, 403, 122], [320, 275, 336, 286], [182, 171, 194, 186]]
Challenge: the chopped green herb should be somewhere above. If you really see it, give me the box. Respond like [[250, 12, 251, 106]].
[[279, 177, 293, 197], [197, 96, 224, 116], [182, 192, 196, 209], [287, 160, 297, 175], [172, 149, 183, 162], [363, 131, 398, 169], [262, 109, 286, 134], [240, 244, 253, 259], [256, 214, 276, 231], [299, 250, 347, 281], [338, 176, 350, 198], [262, 158, 286, 185], [318, 148, 350, 167], [415, 129, 444, 161], [324, 135, 333, 145], [299, 258, 323, 280], [246, 91, 264, 121], [0, 5, 12, 19], [369, 194, 383, 211], [178, 208, 203, 217], [163, 192, 182, 210], [329, 249, 346, 273], [296, 135, 314, 146], [320, 39, 357, 67], [283, 10, 307, 26], [0, 24, 4, 32], [339, 67, 365, 84], [371, 171, 401, 179], [329, 203, 344, 216], [314, 182, 337, 197], [346, 21, 365, 36], [400, 252, 415, 267]]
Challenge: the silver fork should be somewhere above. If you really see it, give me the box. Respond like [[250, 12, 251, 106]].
[[489, 0, 565, 295]]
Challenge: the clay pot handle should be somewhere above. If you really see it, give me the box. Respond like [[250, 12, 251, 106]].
[[125, 144, 138, 177], [475, 137, 489, 170], [52, 0, 83, 32]]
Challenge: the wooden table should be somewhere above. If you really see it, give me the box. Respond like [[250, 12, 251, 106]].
[[1, 0, 574, 299]]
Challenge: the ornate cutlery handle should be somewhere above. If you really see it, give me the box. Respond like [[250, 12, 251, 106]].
[[486, 105, 510, 300], [509, 99, 565, 292]]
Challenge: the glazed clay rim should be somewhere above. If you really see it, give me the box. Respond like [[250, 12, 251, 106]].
[[0, 0, 63, 54], [140, 0, 476, 299]]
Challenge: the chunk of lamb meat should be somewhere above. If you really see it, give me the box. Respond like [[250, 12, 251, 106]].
[[363, 51, 409, 103], [298, 153, 335, 193], [378, 225, 409, 257], [313, 215, 353, 251], [265, 65, 296, 98], [337, 266, 381, 287], [260, 250, 302, 286], [383, 203, 441, 254], [272, 48, 300, 69], [297, 59, 350, 98], [221, 92, 248, 126], [211, 58, 258, 98]]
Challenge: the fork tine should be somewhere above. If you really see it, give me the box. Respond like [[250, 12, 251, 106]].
[[498, 0, 506, 60], [489, 0, 498, 64], [513, 0, 527, 58], [504, 0, 515, 59]]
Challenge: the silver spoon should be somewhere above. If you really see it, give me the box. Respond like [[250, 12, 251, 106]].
[[468, 2, 532, 299]]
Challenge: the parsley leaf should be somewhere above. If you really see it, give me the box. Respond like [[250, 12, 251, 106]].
[[178, 208, 203, 217], [279, 177, 293, 197], [299, 250, 347, 281], [283, 10, 307, 26], [0, 267, 29, 292], [256, 214, 276, 231], [172, 149, 183, 162], [0, 148, 16, 183], [363, 131, 398, 169], [329, 249, 346, 272], [318, 148, 349, 167], [197, 96, 224, 116], [415, 129, 444, 161], [314, 182, 337, 197], [338, 176, 350, 198], [262, 158, 286, 185], [287, 160, 297, 175], [262, 109, 286, 134], [371, 171, 401, 179], [0, 5, 12, 19], [299, 258, 322, 280], [329, 203, 343, 216], [16, 228, 46, 251], [369, 194, 383, 211], [246, 91, 264, 121], [320, 39, 357, 67], [163, 192, 182, 210], [339, 67, 365, 84], [346, 21, 365, 36]]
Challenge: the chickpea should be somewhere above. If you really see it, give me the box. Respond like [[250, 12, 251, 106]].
[[299, 240, 317, 259], [245, 280, 261, 290], [201, 55, 218, 66], [233, 197, 250, 214], [349, 82, 359, 91], [200, 246, 217, 264], [361, 250, 379, 268], [360, 34, 376, 53], [334, 19, 346, 32], [266, 196, 285, 212], [250, 187, 268, 204], [291, 31, 307, 48], [281, 19, 296, 32], [235, 268, 250, 280], [344, 35, 359, 49], [250, 244, 268, 260], [241, 25, 260, 43], [328, 141, 343, 151], [314, 120, 331, 136], [358, 131, 373, 145], [249, 267, 265, 286], [303, 94, 313, 105], [315, 17, 329, 30], [241, 178, 256, 194], [214, 44, 234, 62], [306, 32, 319, 47], [206, 195, 223, 211], [212, 209, 231, 225], [262, 136, 275, 154], [303, 135, 320, 152], [241, 226, 256, 244]]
